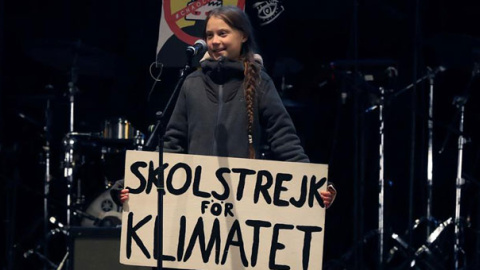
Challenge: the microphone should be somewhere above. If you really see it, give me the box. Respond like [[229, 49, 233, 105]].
[[186, 39, 207, 57]]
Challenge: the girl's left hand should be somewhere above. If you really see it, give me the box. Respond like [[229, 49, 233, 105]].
[[320, 185, 337, 209]]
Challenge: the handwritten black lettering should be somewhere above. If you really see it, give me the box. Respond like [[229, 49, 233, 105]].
[[231, 168, 256, 201], [126, 212, 152, 259], [254, 170, 273, 204], [200, 200, 210, 215], [124, 158, 327, 269], [166, 163, 191, 196], [210, 202, 222, 216], [213, 167, 231, 200], [147, 161, 160, 194], [153, 215, 175, 261], [128, 161, 147, 194], [289, 175, 308, 207], [245, 219, 272, 267], [193, 165, 210, 198], [224, 203, 234, 217], [296, 225, 323, 270], [273, 173, 292, 207], [308, 177, 327, 208], [221, 219, 248, 267], [269, 223, 294, 269], [183, 217, 221, 264], [177, 216, 186, 261]]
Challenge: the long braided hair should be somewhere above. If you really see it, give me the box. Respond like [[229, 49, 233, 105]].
[[204, 6, 260, 158]]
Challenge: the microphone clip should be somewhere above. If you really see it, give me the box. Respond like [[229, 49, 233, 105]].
[[186, 39, 207, 58]]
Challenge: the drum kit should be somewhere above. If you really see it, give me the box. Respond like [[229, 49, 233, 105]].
[[62, 118, 142, 228], [26, 39, 144, 228], [34, 117, 143, 270], [19, 39, 146, 269]]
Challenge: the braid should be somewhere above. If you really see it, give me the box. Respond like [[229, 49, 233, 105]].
[[243, 53, 260, 159]]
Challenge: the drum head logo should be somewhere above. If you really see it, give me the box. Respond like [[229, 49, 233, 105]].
[[164, 0, 245, 45], [101, 199, 114, 212]]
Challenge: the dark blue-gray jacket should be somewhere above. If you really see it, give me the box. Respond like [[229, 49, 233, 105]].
[[164, 56, 309, 163]]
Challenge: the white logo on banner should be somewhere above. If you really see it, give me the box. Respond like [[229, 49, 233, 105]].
[[253, 0, 285, 26]]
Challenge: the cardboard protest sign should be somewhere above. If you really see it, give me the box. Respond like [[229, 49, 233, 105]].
[[120, 150, 328, 269]]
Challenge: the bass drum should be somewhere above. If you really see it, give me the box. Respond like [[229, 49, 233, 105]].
[[81, 189, 123, 227]]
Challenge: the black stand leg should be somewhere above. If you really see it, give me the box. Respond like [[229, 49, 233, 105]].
[[144, 57, 195, 270]]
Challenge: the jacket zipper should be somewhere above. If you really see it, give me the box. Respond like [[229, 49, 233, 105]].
[[213, 84, 224, 155]]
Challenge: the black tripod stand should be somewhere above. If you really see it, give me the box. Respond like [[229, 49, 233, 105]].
[[452, 93, 469, 270]]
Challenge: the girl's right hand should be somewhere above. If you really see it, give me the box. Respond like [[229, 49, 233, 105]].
[[120, 189, 130, 204]]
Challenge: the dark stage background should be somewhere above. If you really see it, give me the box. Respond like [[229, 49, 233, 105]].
[[1, 0, 480, 269]]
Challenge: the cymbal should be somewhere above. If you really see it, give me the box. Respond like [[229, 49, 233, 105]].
[[26, 39, 124, 78]]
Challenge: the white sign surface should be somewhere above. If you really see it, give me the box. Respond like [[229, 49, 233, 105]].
[[120, 150, 328, 270]]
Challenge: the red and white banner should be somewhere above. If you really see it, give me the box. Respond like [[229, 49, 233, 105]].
[[156, 0, 245, 67]]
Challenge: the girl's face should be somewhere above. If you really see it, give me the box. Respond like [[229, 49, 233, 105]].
[[205, 16, 247, 61]]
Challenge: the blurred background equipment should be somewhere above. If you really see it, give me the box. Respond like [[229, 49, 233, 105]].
[[2, 0, 480, 269]]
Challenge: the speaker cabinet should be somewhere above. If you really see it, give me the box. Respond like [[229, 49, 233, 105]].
[[70, 227, 149, 270]]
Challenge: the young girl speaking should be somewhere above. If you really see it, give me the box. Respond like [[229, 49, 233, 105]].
[[119, 5, 336, 207]]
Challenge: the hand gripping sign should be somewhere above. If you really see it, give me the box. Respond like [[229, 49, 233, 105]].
[[120, 150, 328, 269]]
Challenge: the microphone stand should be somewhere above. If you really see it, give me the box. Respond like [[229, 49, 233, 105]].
[[64, 60, 79, 270], [144, 54, 195, 270], [453, 94, 467, 270], [437, 64, 478, 269], [365, 85, 387, 267], [393, 67, 445, 233], [383, 66, 445, 267], [426, 67, 437, 236], [43, 98, 52, 270], [451, 63, 478, 269], [378, 86, 385, 267]]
